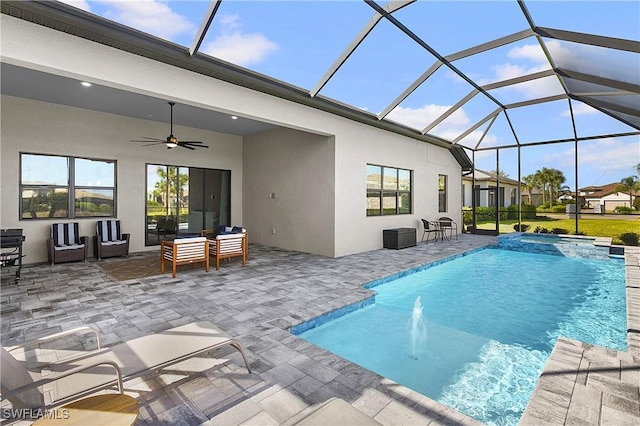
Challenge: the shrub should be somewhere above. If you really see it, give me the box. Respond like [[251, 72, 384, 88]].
[[476, 207, 495, 222], [614, 206, 633, 214], [551, 228, 569, 234], [620, 232, 639, 246], [513, 224, 529, 232], [551, 205, 567, 213], [534, 226, 549, 233], [521, 204, 537, 219], [462, 207, 473, 225]]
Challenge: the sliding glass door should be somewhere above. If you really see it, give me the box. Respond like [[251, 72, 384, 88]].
[[146, 164, 230, 245]]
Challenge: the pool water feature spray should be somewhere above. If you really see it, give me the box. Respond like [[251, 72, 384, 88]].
[[409, 295, 427, 359]]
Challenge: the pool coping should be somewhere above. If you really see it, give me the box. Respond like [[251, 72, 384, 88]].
[[520, 246, 640, 425]]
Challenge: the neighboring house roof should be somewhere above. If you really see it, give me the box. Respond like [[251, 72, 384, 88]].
[[579, 182, 638, 198], [462, 169, 522, 186]]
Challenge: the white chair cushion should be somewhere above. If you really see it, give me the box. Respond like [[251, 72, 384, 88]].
[[173, 237, 206, 244], [53, 244, 85, 251], [100, 240, 127, 246]]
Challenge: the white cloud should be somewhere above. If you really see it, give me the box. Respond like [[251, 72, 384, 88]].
[[575, 139, 640, 172], [201, 13, 277, 67], [99, 0, 195, 41], [472, 41, 571, 101], [508, 43, 548, 63], [543, 138, 640, 173], [58, 0, 92, 12], [387, 104, 470, 132], [203, 33, 277, 66], [561, 102, 599, 117], [387, 104, 504, 151]]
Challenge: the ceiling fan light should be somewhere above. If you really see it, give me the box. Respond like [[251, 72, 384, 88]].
[[166, 134, 178, 148]]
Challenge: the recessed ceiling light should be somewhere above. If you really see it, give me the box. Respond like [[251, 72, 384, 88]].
[[231, 115, 238, 120], [81, 82, 92, 87]]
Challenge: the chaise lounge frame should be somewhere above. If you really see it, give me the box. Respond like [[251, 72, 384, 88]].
[[1, 321, 251, 411]]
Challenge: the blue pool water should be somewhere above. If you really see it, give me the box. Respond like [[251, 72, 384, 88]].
[[297, 248, 626, 425]]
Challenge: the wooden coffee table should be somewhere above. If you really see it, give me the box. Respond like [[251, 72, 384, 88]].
[[33, 394, 139, 426]]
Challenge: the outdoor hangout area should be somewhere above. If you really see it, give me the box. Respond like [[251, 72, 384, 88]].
[[2, 236, 639, 426], [1, 1, 639, 425]]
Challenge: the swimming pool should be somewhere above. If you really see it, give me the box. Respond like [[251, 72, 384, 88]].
[[294, 247, 626, 425]]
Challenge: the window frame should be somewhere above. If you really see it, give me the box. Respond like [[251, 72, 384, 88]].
[[438, 174, 448, 213], [367, 163, 412, 216], [20, 152, 117, 220]]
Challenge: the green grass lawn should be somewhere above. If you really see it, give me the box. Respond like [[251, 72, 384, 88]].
[[475, 216, 640, 245]]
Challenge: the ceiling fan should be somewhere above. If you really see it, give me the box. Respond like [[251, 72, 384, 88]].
[[131, 102, 209, 150]]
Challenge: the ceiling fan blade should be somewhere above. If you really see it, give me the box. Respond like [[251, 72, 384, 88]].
[[178, 140, 205, 144], [143, 142, 165, 147], [131, 136, 165, 142], [178, 144, 196, 150], [181, 143, 209, 149]]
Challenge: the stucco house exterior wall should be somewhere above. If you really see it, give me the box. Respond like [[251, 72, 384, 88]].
[[1, 13, 464, 263]]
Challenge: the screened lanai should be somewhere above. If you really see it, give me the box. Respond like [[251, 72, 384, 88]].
[[43, 0, 640, 233], [4, 0, 640, 235]]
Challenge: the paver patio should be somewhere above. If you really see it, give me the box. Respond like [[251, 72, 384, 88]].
[[1, 235, 638, 425]]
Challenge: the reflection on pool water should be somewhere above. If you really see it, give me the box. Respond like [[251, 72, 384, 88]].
[[294, 248, 626, 426]]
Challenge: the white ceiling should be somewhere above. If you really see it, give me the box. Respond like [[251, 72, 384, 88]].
[[1, 62, 279, 137]]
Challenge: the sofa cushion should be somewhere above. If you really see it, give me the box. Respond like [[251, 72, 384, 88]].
[[51, 223, 81, 246], [97, 220, 122, 242]]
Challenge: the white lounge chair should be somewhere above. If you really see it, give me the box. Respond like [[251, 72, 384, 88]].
[[1, 321, 251, 410]]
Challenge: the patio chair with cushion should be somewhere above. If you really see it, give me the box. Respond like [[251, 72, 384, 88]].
[[47, 222, 88, 266], [0, 321, 251, 411], [160, 236, 209, 278], [94, 220, 130, 260], [201, 227, 247, 270]]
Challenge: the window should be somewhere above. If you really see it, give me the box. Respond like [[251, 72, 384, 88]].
[[438, 174, 447, 213], [367, 164, 412, 216], [20, 153, 116, 219], [146, 164, 231, 245]]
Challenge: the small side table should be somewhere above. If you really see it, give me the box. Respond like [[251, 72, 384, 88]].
[[33, 394, 139, 426]]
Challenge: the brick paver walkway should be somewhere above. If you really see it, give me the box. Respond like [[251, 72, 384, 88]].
[[1, 236, 638, 425]]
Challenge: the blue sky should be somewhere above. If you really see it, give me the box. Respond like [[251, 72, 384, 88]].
[[60, 0, 639, 189]]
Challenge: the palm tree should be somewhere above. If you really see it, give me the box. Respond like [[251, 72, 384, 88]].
[[522, 174, 536, 204], [636, 163, 640, 176], [153, 166, 189, 216], [616, 176, 640, 209], [533, 170, 546, 204], [547, 169, 566, 207], [534, 167, 566, 207]]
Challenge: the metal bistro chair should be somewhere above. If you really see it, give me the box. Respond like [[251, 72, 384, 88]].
[[421, 219, 440, 243], [438, 217, 458, 240]]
